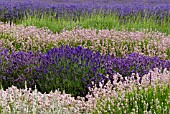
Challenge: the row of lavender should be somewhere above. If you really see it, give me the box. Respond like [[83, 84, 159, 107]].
[[0, 43, 169, 97], [0, 0, 170, 22], [1, 23, 170, 59]]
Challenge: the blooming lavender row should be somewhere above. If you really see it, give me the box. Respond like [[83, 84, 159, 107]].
[[0, 68, 169, 114], [0, 23, 170, 59], [58, 28, 170, 59], [0, 0, 170, 22], [2, 0, 170, 4], [0, 45, 170, 97]]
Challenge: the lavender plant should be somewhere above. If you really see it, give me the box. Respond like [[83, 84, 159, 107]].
[[88, 68, 170, 114], [110, 53, 170, 78], [0, 49, 40, 90], [33, 45, 112, 98]]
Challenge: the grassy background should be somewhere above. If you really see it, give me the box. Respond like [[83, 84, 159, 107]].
[[17, 14, 170, 35]]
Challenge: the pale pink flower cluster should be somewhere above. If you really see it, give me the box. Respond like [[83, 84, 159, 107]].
[[0, 68, 169, 113], [0, 23, 170, 59], [59, 28, 170, 58], [0, 85, 90, 114], [88, 68, 170, 99], [88, 68, 170, 113], [0, 22, 57, 52]]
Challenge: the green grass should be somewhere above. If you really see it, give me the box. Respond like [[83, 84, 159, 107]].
[[16, 14, 170, 35]]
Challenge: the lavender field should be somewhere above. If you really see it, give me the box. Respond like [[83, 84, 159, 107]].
[[0, 0, 170, 114]]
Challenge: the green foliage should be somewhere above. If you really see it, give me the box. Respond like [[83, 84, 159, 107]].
[[17, 14, 170, 35], [166, 48, 170, 60]]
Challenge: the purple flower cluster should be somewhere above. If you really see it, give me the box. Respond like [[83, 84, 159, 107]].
[[0, 49, 41, 89], [110, 53, 170, 82], [34, 45, 111, 97], [0, 0, 169, 22], [0, 46, 169, 97]]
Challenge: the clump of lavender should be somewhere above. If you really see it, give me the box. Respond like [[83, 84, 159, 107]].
[[34, 45, 113, 98], [110, 52, 170, 79], [0, 49, 41, 90], [91, 68, 170, 114]]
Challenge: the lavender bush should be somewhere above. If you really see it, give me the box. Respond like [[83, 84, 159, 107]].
[[0, 49, 40, 90], [110, 53, 170, 78], [93, 75, 170, 114], [34, 45, 111, 97]]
